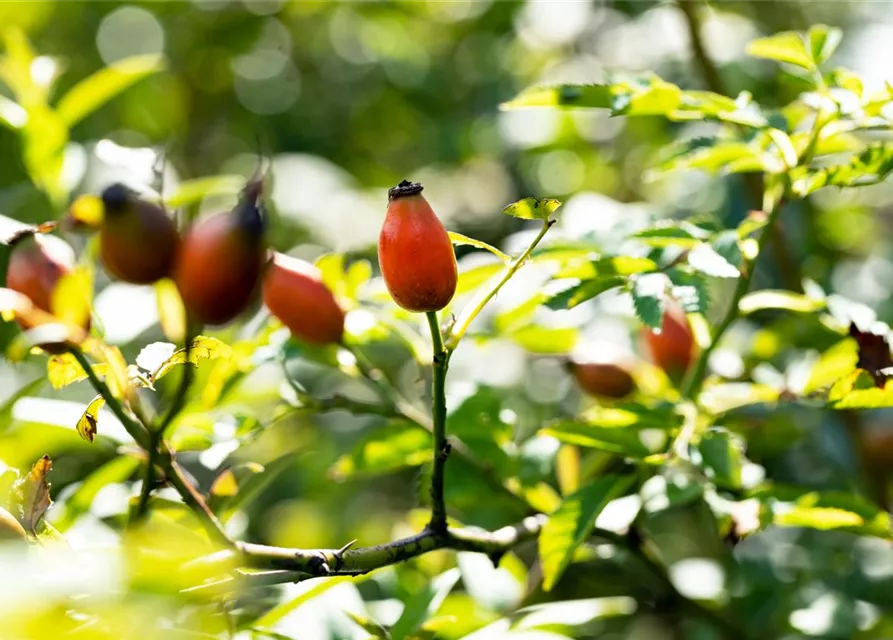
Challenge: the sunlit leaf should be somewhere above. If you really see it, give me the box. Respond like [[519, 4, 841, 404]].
[[699, 382, 780, 414], [632, 273, 669, 329], [510, 325, 577, 354], [808, 24, 842, 66], [544, 277, 625, 310], [449, 231, 510, 262], [331, 421, 429, 480], [76, 394, 105, 443], [746, 30, 814, 70], [67, 194, 104, 228], [391, 568, 461, 640], [503, 197, 561, 221], [557, 256, 657, 279], [50, 262, 93, 329], [687, 242, 739, 278], [12, 455, 52, 533], [501, 83, 613, 110], [155, 278, 186, 343], [136, 341, 177, 375], [804, 338, 858, 394], [539, 474, 634, 591], [152, 335, 232, 381], [47, 352, 108, 389], [739, 290, 825, 315], [631, 222, 709, 248], [53, 455, 140, 530], [209, 462, 265, 499], [56, 54, 166, 127]]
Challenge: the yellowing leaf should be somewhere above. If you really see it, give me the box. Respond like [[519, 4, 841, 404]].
[[155, 278, 186, 342], [13, 455, 53, 533], [76, 394, 105, 443], [47, 353, 108, 389], [152, 335, 233, 381]]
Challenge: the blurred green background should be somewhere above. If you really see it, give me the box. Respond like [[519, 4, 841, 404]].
[[3, 2, 893, 639]]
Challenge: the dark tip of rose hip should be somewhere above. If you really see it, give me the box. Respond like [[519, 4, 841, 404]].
[[388, 180, 423, 201], [101, 183, 134, 214]]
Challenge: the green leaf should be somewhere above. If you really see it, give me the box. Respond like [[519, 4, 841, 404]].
[[390, 568, 461, 640], [345, 611, 392, 639], [53, 455, 141, 530], [510, 325, 577, 354], [449, 231, 510, 262], [804, 338, 858, 394], [697, 428, 743, 490], [557, 256, 658, 279], [738, 290, 825, 315], [151, 335, 232, 381], [652, 138, 766, 176], [76, 394, 104, 443], [457, 262, 503, 295], [544, 277, 625, 310], [539, 475, 635, 591], [631, 273, 669, 330], [699, 382, 780, 415], [757, 488, 892, 537], [631, 222, 709, 248], [155, 278, 186, 343], [56, 54, 166, 127], [746, 31, 814, 70], [502, 84, 613, 110], [253, 576, 356, 628], [808, 24, 842, 66], [613, 78, 681, 116], [503, 197, 561, 221], [543, 404, 680, 457], [666, 269, 710, 315], [792, 144, 893, 196], [687, 242, 739, 278], [331, 421, 429, 480]]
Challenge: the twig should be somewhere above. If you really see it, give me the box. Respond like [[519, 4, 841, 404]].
[[682, 190, 785, 400], [426, 311, 450, 532], [446, 218, 555, 350], [134, 339, 195, 522]]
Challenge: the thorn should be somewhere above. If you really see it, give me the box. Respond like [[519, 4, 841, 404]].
[[336, 539, 357, 556]]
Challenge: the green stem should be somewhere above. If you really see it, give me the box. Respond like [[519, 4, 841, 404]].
[[69, 349, 150, 449], [426, 311, 450, 532], [134, 338, 195, 522], [446, 218, 555, 350], [71, 347, 231, 546], [682, 193, 785, 400]]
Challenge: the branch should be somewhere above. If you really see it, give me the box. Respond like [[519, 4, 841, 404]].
[[426, 311, 450, 532], [446, 218, 555, 350], [71, 347, 232, 547], [239, 515, 546, 575]]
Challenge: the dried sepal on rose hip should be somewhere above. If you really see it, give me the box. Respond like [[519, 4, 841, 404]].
[[262, 252, 345, 346], [174, 177, 268, 326], [378, 180, 457, 313], [97, 183, 179, 285]]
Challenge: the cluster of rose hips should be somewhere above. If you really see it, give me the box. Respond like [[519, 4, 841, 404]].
[[6, 177, 457, 353], [7, 172, 692, 409]]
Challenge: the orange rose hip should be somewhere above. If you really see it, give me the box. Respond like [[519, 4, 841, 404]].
[[378, 180, 457, 313], [262, 252, 345, 346]]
